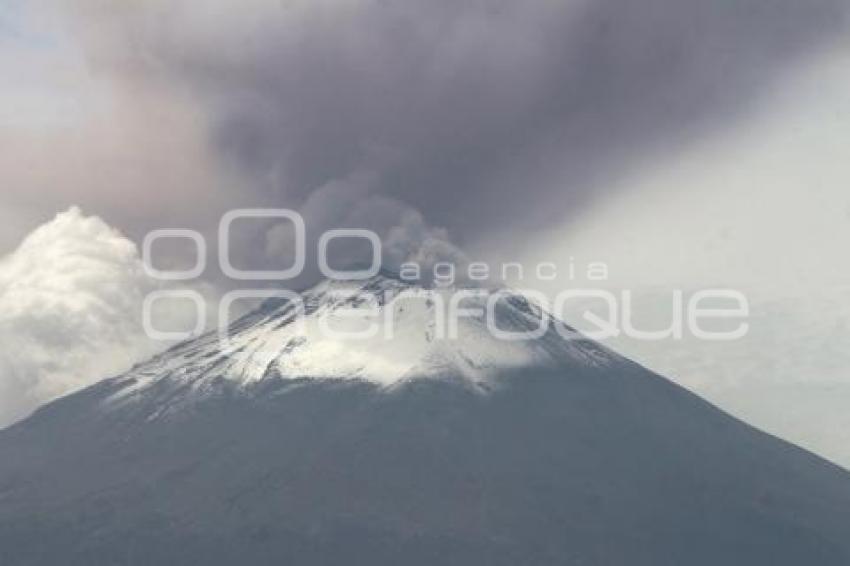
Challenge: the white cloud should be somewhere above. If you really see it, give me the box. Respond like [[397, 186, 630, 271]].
[[0, 207, 214, 427]]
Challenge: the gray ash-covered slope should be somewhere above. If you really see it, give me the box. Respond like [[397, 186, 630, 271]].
[[1, 273, 850, 565]]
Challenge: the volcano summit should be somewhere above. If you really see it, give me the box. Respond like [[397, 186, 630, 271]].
[[1, 273, 848, 565]]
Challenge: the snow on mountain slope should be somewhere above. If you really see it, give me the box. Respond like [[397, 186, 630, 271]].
[[105, 272, 614, 411]]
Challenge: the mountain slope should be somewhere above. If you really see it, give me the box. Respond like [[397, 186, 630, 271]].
[[1, 274, 849, 565]]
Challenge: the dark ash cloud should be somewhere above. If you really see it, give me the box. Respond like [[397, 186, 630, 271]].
[[58, 0, 850, 260]]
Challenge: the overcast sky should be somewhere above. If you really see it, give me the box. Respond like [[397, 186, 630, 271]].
[[1, 0, 849, 465]]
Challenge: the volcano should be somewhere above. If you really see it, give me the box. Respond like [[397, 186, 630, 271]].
[[1, 273, 849, 565]]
